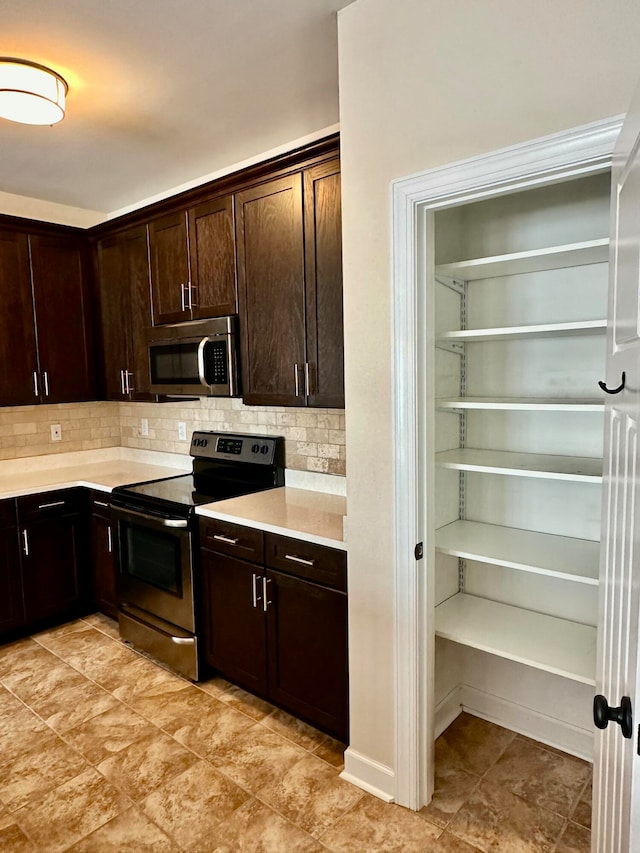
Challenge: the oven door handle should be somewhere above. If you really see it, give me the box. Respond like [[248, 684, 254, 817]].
[[111, 505, 189, 529]]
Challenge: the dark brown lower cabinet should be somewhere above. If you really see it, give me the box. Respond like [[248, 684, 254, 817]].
[[0, 500, 24, 637], [200, 518, 348, 742], [17, 489, 89, 627], [201, 550, 268, 695], [90, 492, 118, 620], [266, 568, 348, 739]]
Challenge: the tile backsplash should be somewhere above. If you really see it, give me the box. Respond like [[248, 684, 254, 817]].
[[120, 398, 346, 476], [0, 399, 346, 476], [0, 402, 121, 459]]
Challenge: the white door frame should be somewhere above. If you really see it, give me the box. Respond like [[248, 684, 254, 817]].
[[390, 117, 622, 810]]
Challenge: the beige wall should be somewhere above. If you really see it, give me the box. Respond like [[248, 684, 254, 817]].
[[338, 0, 640, 780], [0, 399, 345, 475]]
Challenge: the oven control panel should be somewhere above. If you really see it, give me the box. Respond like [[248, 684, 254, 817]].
[[190, 431, 280, 465]]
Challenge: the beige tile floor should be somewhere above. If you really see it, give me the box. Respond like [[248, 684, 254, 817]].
[[0, 614, 592, 852]]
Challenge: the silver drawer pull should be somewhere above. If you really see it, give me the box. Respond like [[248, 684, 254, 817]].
[[171, 636, 195, 645], [38, 500, 66, 510], [284, 554, 315, 567], [94, 500, 109, 508], [213, 534, 239, 545]]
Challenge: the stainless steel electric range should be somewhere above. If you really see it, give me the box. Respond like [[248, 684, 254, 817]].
[[110, 431, 285, 680]]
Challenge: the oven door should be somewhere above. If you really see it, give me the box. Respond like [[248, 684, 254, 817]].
[[112, 504, 195, 633]]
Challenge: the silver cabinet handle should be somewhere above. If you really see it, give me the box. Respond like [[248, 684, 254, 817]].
[[252, 573, 258, 608], [284, 554, 315, 567], [213, 534, 239, 545], [32, 371, 39, 397], [22, 529, 29, 556], [94, 500, 109, 508], [262, 576, 272, 612], [107, 525, 113, 553], [125, 370, 134, 394], [304, 362, 310, 397], [120, 369, 125, 395], [38, 500, 65, 510], [294, 363, 300, 396], [43, 371, 50, 397], [180, 282, 186, 312], [171, 636, 195, 645], [188, 282, 196, 309]]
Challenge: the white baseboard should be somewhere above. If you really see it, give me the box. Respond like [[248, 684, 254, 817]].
[[435, 686, 464, 738], [460, 685, 594, 762], [340, 747, 396, 802]]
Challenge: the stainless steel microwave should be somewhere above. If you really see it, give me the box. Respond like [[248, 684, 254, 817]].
[[146, 317, 240, 397]]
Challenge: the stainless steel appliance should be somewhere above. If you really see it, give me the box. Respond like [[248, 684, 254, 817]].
[[110, 431, 284, 679], [146, 317, 240, 397]]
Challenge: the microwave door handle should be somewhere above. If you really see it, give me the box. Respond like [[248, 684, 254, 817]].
[[197, 338, 208, 389]]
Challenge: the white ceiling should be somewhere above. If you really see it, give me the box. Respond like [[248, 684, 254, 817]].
[[0, 0, 352, 217]]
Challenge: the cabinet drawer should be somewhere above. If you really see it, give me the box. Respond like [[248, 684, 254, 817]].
[[0, 498, 16, 529], [265, 533, 346, 592], [199, 518, 264, 563], [90, 491, 112, 518], [18, 489, 85, 522]]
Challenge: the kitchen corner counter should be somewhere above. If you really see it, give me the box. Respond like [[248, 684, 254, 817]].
[[0, 449, 190, 500], [196, 487, 347, 550]]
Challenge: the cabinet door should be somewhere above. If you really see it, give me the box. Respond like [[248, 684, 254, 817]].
[[149, 211, 190, 324], [123, 225, 154, 399], [236, 174, 307, 406], [21, 514, 85, 625], [304, 160, 345, 408], [91, 505, 117, 620], [97, 235, 129, 400], [201, 549, 268, 694], [266, 569, 348, 741], [0, 229, 39, 406], [29, 234, 95, 403], [188, 196, 237, 318], [0, 500, 24, 636]]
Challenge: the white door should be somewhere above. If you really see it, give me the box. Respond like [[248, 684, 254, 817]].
[[593, 83, 640, 852]]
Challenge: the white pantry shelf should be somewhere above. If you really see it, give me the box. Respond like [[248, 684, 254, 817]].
[[435, 520, 599, 585], [437, 396, 604, 412], [435, 448, 603, 482], [435, 238, 609, 281], [435, 593, 596, 685], [437, 319, 606, 343]]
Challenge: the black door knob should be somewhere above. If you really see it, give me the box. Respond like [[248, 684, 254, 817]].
[[593, 694, 633, 739]]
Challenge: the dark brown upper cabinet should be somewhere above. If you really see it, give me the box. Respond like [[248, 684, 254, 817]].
[[0, 230, 39, 406], [236, 158, 344, 408], [0, 228, 94, 407], [188, 196, 237, 319], [149, 195, 237, 325], [304, 159, 344, 408], [97, 225, 154, 401]]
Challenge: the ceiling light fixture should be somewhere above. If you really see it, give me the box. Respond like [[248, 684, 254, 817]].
[[0, 58, 68, 126]]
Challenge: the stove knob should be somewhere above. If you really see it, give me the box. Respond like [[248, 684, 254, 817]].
[[251, 443, 260, 454], [260, 445, 269, 455]]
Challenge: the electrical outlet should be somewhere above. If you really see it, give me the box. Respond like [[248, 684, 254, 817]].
[[178, 421, 187, 441], [50, 424, 62, 442], [140, 418, 149, 437]]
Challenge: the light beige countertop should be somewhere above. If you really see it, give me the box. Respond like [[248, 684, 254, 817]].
[[0, 448, 190, 500], [196, 487, 347, 551]]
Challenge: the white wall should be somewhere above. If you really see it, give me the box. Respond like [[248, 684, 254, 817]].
[[338, 0, 640, 791]]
